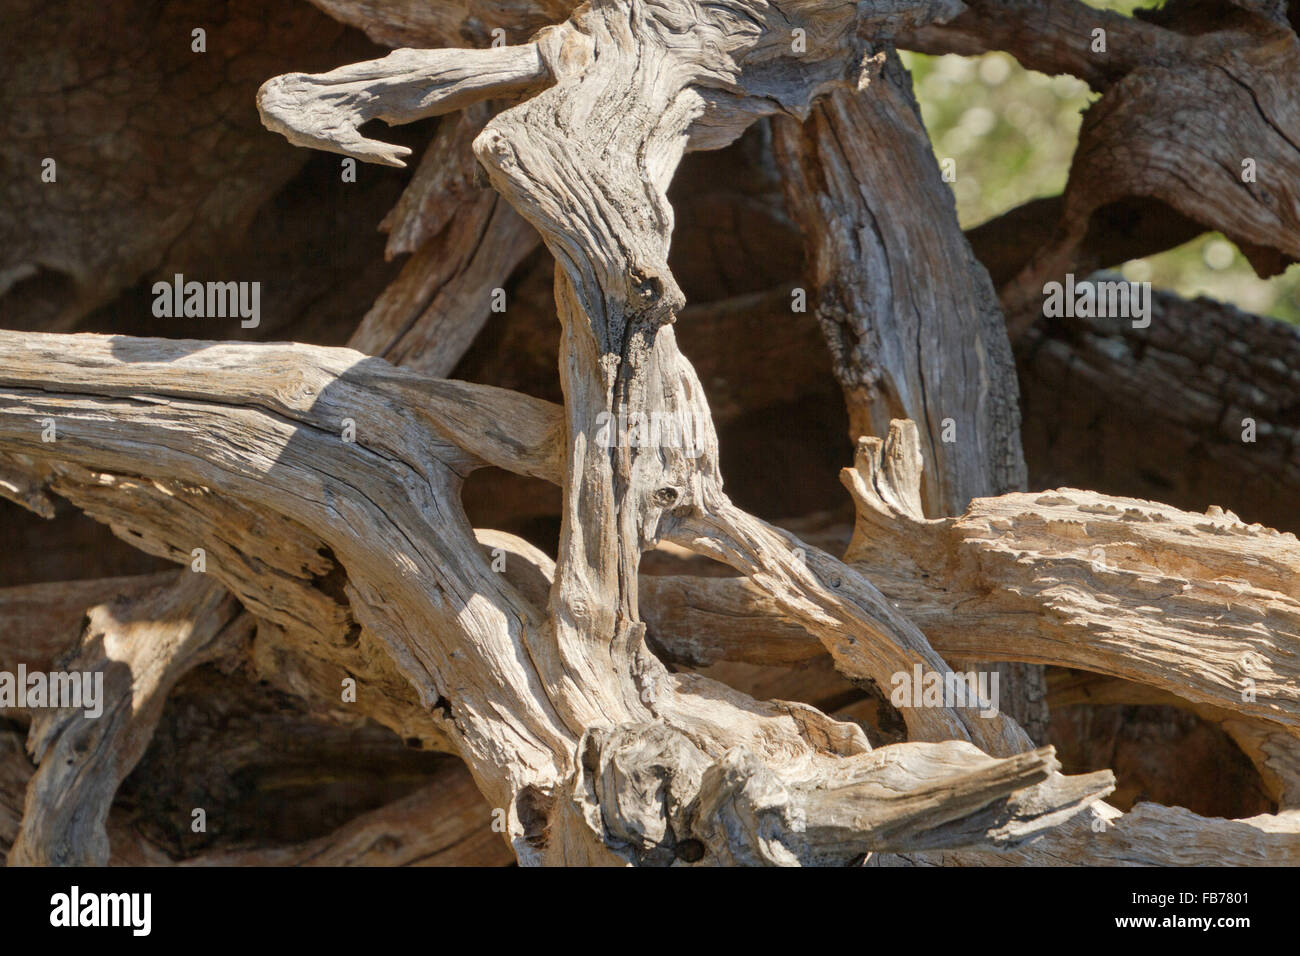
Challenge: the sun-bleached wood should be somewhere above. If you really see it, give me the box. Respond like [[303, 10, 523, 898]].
[[7, 574, 246, 866], [0, 330, 1112, 864], [9, 0, 1299, 866], [844, 419, 1300, 730]]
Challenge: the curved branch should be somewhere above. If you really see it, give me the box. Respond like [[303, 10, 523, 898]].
[[257, 44, 552, 166], [845, 419, 1300, 729], [0, 330, 1117, 863]]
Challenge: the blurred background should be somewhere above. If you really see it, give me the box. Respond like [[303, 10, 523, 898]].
[[903, 0, 1300, 322], [0, 0, 1291, 854]]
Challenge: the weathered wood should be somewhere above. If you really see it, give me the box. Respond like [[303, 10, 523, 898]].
[[844, 419, 1300, 729], [901, 0, 1300, 330], [1018, 288, 1300, 535], [896, 0, 1173, 89], [0, 331, 1113, 864], [7, 0, 1298, 866], [773, 48, 1025, 514], [870, 803, 1300, 866], [0, 572, 182, 676], [0, 333, 580, 853], [8, 574, 245, 865], [773, 45, 1044, 743], [257, 44, 552, 167]]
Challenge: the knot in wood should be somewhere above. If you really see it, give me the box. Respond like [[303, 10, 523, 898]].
[[652, 486, 680, 507]]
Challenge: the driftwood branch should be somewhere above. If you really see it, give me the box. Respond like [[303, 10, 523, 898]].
[[0, 329, 1113, 864], [6, 0, 1299, 867]]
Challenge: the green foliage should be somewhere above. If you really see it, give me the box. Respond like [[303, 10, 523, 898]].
[[901, 28, 1300, 323], [901, 50, 1094, 227]]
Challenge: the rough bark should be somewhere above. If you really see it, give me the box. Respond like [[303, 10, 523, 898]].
[[4, 0, 1299, 867], [0, 330, 1112, 864], [1018, 287, 1300, 536], [772, 45, 1045, 743], [772, 49, 1024, 513], [899, 0, 1300, 330]]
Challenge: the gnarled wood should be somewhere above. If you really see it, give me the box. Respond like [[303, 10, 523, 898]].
[[1018, 287, 1300, 535], [7, 0, 1299, 868], [8, 575, 245, 866], [0, 330, 1114, 864], [772, 44, 1045, 743], [903, 0, 1300, 330], [845, 419, 1300, 730]]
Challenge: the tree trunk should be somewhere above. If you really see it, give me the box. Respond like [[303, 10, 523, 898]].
[[2, 0, 1299, 866]]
